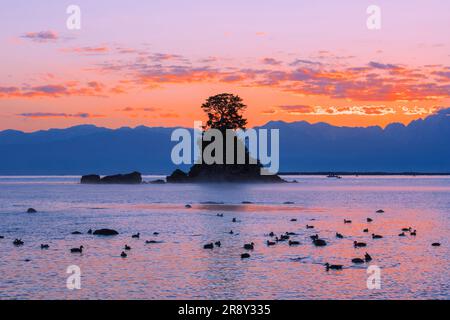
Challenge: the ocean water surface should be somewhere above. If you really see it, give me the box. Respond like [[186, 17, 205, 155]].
[[0, 175, 449, 300]]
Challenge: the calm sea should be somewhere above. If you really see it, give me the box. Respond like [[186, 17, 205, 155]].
[[0, 175, 449, 299]]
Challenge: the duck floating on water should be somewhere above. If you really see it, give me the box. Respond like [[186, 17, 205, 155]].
[[266, 240, 276, 246], [352, 258, 365, 264], [13, 239, 24, 246], [399, 232, 406, 237], [354, 241, 367, 248], [124, 245, 131, 250], [364, 252, 372, 262], [214, 241, 221, 248], [243, 243, 255, 250], [410, 230, 417, 236], [363, 228, 369, 233], [40, 244, 49, 249], [306, 225, 314, 229], [325, 263, 343, 271], [376, 209, 385, 213], [344, 219, 352, 224], [336, 233, 344, 239], [132, 233, 140, 239], [120, 251, 127, 258], [313, 239, 327, 247], [289, 240, 300, 246], [241, 253, 251, 259], [70, 246, 83, 253], [367, 218, 373, 222], [372, 234, 383, 239], [203, 243, 214, 250]]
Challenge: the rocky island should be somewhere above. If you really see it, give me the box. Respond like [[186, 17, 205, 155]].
[[167, 94, 284, 183]]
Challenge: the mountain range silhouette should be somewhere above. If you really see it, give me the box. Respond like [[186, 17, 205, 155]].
[[0, 108, 449, 175]]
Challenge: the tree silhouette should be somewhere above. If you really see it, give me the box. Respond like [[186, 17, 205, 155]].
[[201, 93, 247, 131]]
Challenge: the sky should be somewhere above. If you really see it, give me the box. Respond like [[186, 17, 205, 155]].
[[0, 0, 449, 132]]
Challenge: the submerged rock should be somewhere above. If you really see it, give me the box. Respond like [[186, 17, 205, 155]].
[[93, 229, 119, 236]]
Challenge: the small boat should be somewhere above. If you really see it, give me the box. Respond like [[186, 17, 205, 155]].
[[327, 174, 342, 179]]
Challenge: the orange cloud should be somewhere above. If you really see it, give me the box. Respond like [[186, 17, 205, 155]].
[[17, 112, 104, 118], [0, 82, 107, 98]]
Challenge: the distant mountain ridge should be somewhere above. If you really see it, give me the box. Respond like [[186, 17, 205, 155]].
[[0, 108, 449, 175]]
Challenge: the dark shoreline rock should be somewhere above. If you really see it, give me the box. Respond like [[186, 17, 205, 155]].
[[81, 172, 142, 185], [167, 164, 285, 183], [81, 175, 101, 184], [93, 229, 119, 236]]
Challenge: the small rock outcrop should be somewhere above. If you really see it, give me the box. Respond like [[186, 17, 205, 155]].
[[81, 172, 142, 184], [80, 175, 101, 184], [167, 164, 284, 183], [93, 229, 119, 236], [166, 169, 189, 183]]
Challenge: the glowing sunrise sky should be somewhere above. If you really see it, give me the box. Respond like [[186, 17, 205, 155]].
[[0, 0, 449, 131]]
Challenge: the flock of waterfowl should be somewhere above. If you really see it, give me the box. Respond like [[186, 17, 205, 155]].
[[0, 206, 443, 270], [199, 207, 442, 271]]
